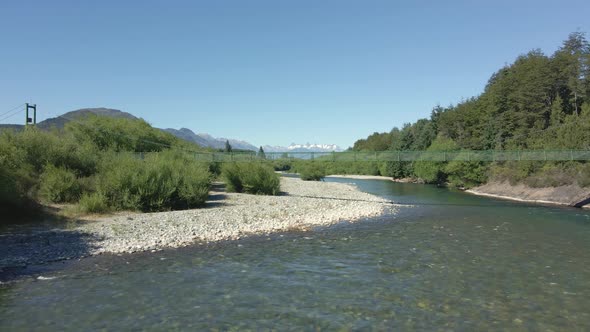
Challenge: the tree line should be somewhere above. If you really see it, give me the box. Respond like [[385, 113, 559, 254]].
[[350, 32, 590, 188]]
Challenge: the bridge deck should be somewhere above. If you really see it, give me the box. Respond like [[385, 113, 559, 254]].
[[179, 150, 590, 162]]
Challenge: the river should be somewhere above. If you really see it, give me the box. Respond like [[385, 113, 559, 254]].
[[1, 178, 589, 330]]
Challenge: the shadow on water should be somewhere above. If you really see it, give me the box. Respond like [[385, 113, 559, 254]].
[[0, 181, 235, 282], [0, 206, 103, 283]]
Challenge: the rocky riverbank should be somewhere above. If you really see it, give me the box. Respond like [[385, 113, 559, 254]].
[[0, 177, 398, 268], [466, 181, 590, 208]]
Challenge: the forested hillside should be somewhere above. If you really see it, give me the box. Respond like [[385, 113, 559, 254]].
[[351, 32, 590, 188]]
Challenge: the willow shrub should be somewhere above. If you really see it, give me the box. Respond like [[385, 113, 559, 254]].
[[0, 131, 44, 215], [92, 151, 211, 212], [272, 159, 292, 172], [39, 165, 81, 203], [0, 166, 37, 217], [222, 162, 280, 195], [78, 192, 110, 214], [298, 162, 327, 181], [444, 161, 489, 189]]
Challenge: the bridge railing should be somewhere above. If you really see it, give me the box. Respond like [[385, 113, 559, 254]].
[[135, 150, 590, 162]]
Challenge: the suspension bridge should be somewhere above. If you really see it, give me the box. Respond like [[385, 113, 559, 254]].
[[184, 150, 590, 162], [2, 103, 589, 163]]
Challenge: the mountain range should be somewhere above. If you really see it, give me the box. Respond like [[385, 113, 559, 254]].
[[262, 143, 342, 153], [0, 108, 344, 152], [163, 128, 259, 151]]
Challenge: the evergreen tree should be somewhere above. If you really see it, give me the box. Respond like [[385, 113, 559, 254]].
[[554, 32, 590, 115], [258, 146, 266, 159], [550, 95, 565, 126], [225, 140, 232, 153]]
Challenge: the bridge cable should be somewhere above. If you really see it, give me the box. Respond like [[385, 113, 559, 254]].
[[0, 107, 26, 123], [0, 103, 25, 118]]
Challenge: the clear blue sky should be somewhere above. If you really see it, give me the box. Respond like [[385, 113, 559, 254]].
[[1, 0, 589, 148]]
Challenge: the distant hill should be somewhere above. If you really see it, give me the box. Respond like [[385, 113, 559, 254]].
[[1, 108, 342, 153], [38, 108, 138, 130], [162, 128, 212, 147], [164, 128, 258, 151], [0, 108, 138, 131], [0, 108, 258, 151]]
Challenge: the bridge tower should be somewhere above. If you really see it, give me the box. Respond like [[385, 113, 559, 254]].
[[25, 103, 37, 126]]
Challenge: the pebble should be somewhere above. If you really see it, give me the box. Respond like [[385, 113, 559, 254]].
[[1, 177, 399, 268]]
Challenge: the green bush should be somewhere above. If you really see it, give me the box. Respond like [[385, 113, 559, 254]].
[[413, 136, 460, 184], [222, 162, 280, 195], [0, 167, 20, 206], [141, 151, 211, 210], [51, 141, 99, 177], [3, 128, 62, 174], [78, 192, 109, 214], [272, 159, 292, 171], [445, 161, 489, 188], [222, 162, 244, 192], [0, 128, 100, 178], [95, 151, 211, 212], [0, 132, 36, 210], [0, 117, 212, 218], [299, 162, 327, 181], [413, 161, 446, 184], [0, 166, 33, 215], [65, 115, 178, 152], [177, 165, 212, 208], [320, 160, 381, 176], [378, 161, 413, 179], [39, 165, 81, 203]]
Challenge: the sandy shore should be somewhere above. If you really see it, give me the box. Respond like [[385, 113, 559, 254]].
[[0, 177, 398, 268]]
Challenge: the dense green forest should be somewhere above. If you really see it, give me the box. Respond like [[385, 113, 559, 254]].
[[349, 32, 590, 188]]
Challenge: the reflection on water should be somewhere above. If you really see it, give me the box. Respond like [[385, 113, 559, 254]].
[[1, 179, 589, 330]]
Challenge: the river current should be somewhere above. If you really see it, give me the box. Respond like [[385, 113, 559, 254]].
[[1, 178, 589, 330]]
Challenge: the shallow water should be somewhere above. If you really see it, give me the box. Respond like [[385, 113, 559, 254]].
[[1, 179, 589, 330]]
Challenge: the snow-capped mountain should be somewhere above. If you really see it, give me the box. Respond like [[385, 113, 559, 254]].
[[262, 143, 343, 153], [287, 143, 341, 151], [164, 128, 341, 153]]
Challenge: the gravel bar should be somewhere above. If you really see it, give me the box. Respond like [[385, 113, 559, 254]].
[[1, 177, 398, 268]]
